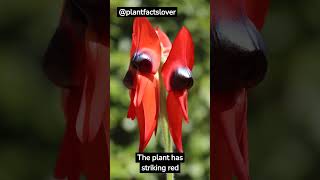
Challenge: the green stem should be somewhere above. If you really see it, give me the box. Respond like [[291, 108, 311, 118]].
[[159, 64, 174, 180]]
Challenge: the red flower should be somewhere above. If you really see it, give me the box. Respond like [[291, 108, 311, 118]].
[[161, 27, 194, 153], [43, 0, 109, 179], [123, 17, 161, 152], [211, 0, 269, 180]]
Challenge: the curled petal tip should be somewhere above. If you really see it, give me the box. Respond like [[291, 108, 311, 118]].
[[167, 92, 184, 153]]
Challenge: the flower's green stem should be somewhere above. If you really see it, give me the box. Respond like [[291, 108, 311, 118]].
[[159, 63, 174, 180]]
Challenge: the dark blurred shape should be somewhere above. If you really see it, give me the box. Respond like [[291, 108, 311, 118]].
[[42, 0, 110, 179], [43, 0, 87, 88], [212, 17, 267, 91], [123, 66, 136, 89]]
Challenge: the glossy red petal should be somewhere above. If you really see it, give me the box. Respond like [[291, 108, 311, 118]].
[[167, 92, 183, 152], [155, 27, 172, 57], [134, 75, 158, 152], [133, 74, 149, 107], [212, 89, 249, 180], [131, 17, 161, 73], [135, 100, 146, 152], [175, 91, 189, 123], [161, 27, 194, 91], [141, 76, 158, 149]]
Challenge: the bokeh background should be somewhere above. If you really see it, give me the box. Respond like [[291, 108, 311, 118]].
[[0, 0, 320, 180], [0, 0, 65, 179], [110, 0, 210, 179]]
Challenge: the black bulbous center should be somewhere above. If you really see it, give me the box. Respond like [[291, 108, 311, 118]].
[[170, 67, 193, 91], [131, 52, 152, 73], [212, 17, 267, 91]]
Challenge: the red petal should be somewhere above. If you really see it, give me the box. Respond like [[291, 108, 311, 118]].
[[133, 74, 149, 107], [155, 27, 172, 57], [212, 89, 249, 180], [175, 91, 189, 123], [80, 128, 108, 180], [131, 17, 161, 73], [141, 77, 158, 149], [76, 30, 108, 143], [212, 0, 269, 30], [55, 89, 82, 179], [167, 92, 183, 152], [245, 0, 269, 30], [86, 32, 108, 142], [136, 102, 146, 152], [161, 27, 194, 91], [134, 75, 158, 152]]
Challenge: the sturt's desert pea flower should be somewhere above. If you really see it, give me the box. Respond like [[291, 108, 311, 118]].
[[211, 0, 269, 179], [43, 0, 109, 179], [161, 27, 194, 153], [123, 17, 161, 152]]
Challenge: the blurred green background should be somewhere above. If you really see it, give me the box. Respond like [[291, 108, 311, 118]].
[[110, 0, 210, 179], [0, 0, 64, 179], [0, 0, 320, 179]]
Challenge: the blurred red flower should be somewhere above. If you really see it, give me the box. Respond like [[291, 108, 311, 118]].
[[43, 0, 109, 179], [211, 0, 269, 179]]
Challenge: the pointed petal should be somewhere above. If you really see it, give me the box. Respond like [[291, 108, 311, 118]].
[[86, 31, 108, 142], [131, 17, 161, 73], [167, 92, 183, 152], [80, 128, 108, 180], [134, 75, 158, 152], [141, 77, 158, 149], [175, 91, 189, 123], [134, 74, 149, 107], [212, 89, 249, 180], [155, 27, 172, 57], [136, 103, 146, 152], [76, 76, 89, 143], [56, 89, 82, 179], [161, 27, 194, 91], [76, 31, 108, 143]]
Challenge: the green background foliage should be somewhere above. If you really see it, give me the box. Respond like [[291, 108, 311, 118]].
[[110, 0, 210, 179], [0, 0, 319, 179]]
